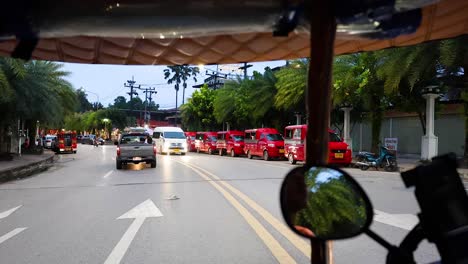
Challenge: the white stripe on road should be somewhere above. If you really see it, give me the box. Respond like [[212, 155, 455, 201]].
[[103, 170, 114, 178], [374, 210, 418, 230], [104, 218, 145, 264], [0, 228, 27, 245], [0, 205, 22, 220]]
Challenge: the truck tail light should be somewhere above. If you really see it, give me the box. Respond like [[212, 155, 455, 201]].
[[117, 147, 121, 156], [153, 145, 157, 155]]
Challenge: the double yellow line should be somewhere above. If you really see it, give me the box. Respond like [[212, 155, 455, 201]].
[[173, 159, 311, 264]]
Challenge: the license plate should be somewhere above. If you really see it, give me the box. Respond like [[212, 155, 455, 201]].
[[133, 157, 142, 161], [65, 147, 71, 151], [335, 153, 344, 159], [173, 149, 180, 153], [279, 149, 285, 153]]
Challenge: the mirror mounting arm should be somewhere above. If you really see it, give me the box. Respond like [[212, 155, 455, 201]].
[[365, 229, 416, 264], [365, 229, 395, 251]]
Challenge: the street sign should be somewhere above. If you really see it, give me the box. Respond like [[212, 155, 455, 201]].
[[384, 138, 398, 152]]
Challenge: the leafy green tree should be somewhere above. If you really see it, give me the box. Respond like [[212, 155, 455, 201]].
[[164, 65, 199, 109], [333, 52, 386, 153], [181, 85, 217, 131], [0, 59, 77, 148], [377, 36, 467, 138], [75, 88, 93, 112], [128, 97, 144, 110], [274, 59, 308, 112], [92, 102, 104, 111], [213, 68, 290, 130], [110, 96, 128, 109], [294, 170, 367, 238]]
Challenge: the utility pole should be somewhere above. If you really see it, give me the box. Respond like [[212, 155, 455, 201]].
[[141, 87, 157, 125], [204, 68, 228, 90], [238, 62, 252, 79], [124, 76, 139, 113]]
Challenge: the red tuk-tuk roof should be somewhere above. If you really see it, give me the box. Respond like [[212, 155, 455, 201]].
[[285, 125, 337, 134], [196, 131, 217, 135], [217, 130, 244, 135], [245, 128, 280, 134]]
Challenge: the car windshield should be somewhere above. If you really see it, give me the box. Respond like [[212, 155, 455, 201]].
[[266, 133, 283, 141], [164, 132, 185, 139], [120, 135, 147, 144], [329, 132, 342, 142], [231, 135, 244, 141]]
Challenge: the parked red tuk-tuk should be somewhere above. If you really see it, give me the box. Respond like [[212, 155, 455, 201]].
[[54, 131, 77, 154], [216, 130, 245, 157], [185, 132, 197, 152], [195, 132, 218, 155], [244, 128, 284, 161], [283, 125, 352, 165]]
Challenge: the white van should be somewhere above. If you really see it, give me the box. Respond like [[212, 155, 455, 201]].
[[152, 127, 187, 154]]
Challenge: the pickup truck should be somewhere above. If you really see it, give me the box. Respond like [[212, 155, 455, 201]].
[[116, 133, 157, 169]]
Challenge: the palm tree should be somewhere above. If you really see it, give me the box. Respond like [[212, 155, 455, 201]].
[[274, 59, 308, 112], [0, 58, 77, 153], [294, 171, 368, 238], [377, 36, 467, 150], [163, 65, 199, 110], [333, 53, 386, 153]]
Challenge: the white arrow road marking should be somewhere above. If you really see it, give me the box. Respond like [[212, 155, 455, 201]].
[[0, 228, 27, 245], [374, 210, 419, 230], [103, 170, 114, 178], [104, 199, 163, 264], [0, 206, 22, 220]]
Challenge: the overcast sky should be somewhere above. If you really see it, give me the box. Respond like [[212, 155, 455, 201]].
[[62, 60, 286, 109]]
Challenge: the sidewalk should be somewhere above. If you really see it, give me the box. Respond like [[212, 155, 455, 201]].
[[0, 151, 55, 182], [354, 153, 468, 180]]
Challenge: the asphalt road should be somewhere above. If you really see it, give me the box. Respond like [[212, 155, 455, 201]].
[[0, 144, 464, 263]]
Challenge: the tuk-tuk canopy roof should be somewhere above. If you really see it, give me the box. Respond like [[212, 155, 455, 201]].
[[0, 0, 466, 65]]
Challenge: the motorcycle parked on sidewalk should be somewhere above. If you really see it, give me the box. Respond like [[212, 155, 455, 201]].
[[355, 146, 398, 171]]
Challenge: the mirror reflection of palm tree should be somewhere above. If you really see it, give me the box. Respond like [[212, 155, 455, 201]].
[[294, 170, 367, 238]]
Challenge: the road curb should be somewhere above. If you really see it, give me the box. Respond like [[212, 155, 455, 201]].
[[351, 162, 468, 180], [0, 154, 55, 183]]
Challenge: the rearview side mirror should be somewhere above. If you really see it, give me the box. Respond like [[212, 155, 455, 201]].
[[280, 166, 373, 240]]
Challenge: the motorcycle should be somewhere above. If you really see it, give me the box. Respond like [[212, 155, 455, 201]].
[[280, 153, 468, 264], [355, 146, 398, 171]]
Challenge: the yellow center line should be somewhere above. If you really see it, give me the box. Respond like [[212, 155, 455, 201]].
[[175, 159, 311, 258], [177, 161, 296, 264]]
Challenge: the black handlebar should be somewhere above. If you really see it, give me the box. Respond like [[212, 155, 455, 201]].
[[399, 153, 468, 264]]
